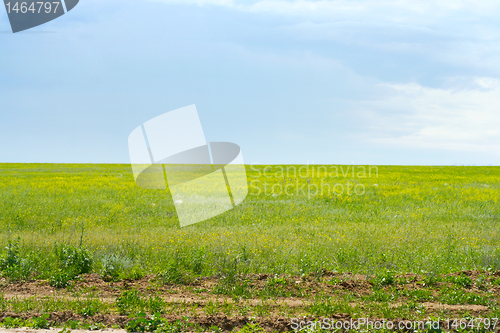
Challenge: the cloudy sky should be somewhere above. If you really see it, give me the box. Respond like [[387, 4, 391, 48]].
[[1, 0, 500, 165]]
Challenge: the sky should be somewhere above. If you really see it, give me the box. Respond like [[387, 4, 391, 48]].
[[1, 0, 500, 165]]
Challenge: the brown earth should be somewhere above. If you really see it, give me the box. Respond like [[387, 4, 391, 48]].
[[0, 270, 499, 332]]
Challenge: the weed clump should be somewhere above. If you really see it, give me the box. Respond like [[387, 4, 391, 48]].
[[0, 239, 20, 270], [448, 273, 473, 288], [49, 269, 74, 288], [125, 313, 206, 333], [214, 258, 251, 298], [0, 315, 50, 329], [55, 244, 93, 275], [49, 244, 94, 288], [99, 253, 144, 282], [371, 270, 396, 287], [158, 259, 193, 285], [422, 272, 441, 287], [0, 239, 35, 281], [116, 289, 166, 315]]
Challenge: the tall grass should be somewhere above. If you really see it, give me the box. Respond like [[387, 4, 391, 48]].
[[0, 163, 499, 280]]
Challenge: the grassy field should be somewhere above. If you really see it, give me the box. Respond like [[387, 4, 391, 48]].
[[0, 163, 499, 332]]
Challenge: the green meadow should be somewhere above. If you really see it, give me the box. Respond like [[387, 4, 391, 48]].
[[0, 163, 499, 281]]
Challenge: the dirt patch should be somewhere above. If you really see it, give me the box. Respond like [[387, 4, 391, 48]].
[[422, 302, 489, 313], [0, 329, 126, 333], [1, 313, 499, 333], [0, 270, 498, 331]]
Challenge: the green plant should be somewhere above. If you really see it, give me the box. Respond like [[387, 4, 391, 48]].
[[367, 289, 398, 302], [439, 287, 490, 305], [328, 276, 344, 285], [123, 265, 145, 280], [126, 313, 163, 333], [0, 239, 36, 281], [1, 317, 24, 328], [204, 300, 219, 315], [62, 320, 81, 330], [0, 294, 7, 312], [403, 288, 434, 301], [100, 254, 133, 282], [27, 314, 50, 329], [125, 314, 202, 333], [298, 255, 323, 277], [238, 323, 266, 333], [260, 276, 292, 297], [213, 258, 251, 298], [55, 244, 93, 275], [372, 271, 395, 287], [254, 301, 271, 317], [77, 299, 101, 317], [158, 259, 192, 285], [422, 272, 441, 287], [147, 295, 166, 314], [116, 289, 144, 315], [449, 274, 473, 288], [3, 258, 35, 281], [221, 298, 234, 317], [208, 325, 222, 333], [87, 322, 107, 330], [475, 275, 488, 290], [189, 248, 205, 275], [0, 239, 20, 270], [49, 269, 74, 288], [308, 298, 354, 317], [47, 244, 94, 287]]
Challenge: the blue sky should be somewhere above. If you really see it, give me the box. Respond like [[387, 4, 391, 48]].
[[1, 0, 500, 165]]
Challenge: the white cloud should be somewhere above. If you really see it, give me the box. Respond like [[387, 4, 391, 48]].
[[162, 0, 234, 5], [358, 78, 500, 155], [149, 0, 500, 23], [148, 0, 500, 74]]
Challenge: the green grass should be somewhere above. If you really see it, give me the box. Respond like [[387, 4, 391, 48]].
[[0, 163, 499, 280]]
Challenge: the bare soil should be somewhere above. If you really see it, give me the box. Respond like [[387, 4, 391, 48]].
[[0, 270, 499, 332]]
